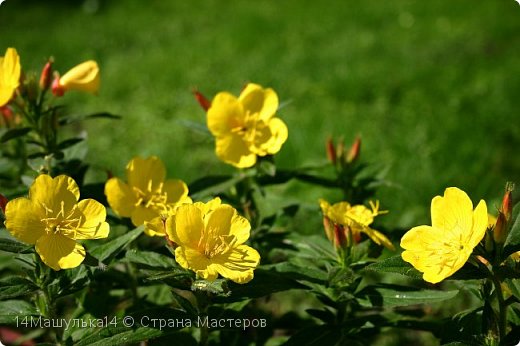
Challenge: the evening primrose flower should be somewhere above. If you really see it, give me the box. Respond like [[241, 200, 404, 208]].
[[52, 60, 99, 96], [401, 187, 487, 284], [319, 199, 394, 250], [4, 175, 109, 270], [207, 83, 288, 168], [0, 48, 21, 106], [166, 198, 260, 284], [104, 156, 192, 232]]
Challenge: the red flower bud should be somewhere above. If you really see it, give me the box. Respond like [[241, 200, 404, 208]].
[[0, 193, 8, 214], [51, 75, 64, 97], [493, 212, 507, 244], [346, 136, 361, 163], [39, 60, 53, 91], [333, 224, 347, 249], [501, 183, 514, 221], [193, 89, 211, 111], [323, 217, 334, 242], [326, 136, 336, 164]]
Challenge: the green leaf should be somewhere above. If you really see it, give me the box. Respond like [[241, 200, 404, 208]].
[[504, 202, 520, 257], [73, 308, 190, 346], [0, 237, 33, 253], [190, 174, 248, 198], [0, 127, 32, 143], [284, 325, 342, 346], [192, 279, 230, 296], [60, 112, 121, 126], [0, 300, 40, 324], [125, 250, 177, 269], [363, 255, 423, 280], [57, 137, 84, 150], [360, 286, 459, 307], [177, 119, 211, 136], [0, 277, 39, 300], [263, 262, 327, 283], [90, 226, 143, 262]]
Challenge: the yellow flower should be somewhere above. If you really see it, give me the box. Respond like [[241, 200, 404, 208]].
[[166, 198, 260, 284], [4, 175, 109, 270], [0, 48, 21, 107], [207, 83, 288, 168], [104, 156, 192, 233], [54, 60, 99, 95], [319, 199, 394, 250], [401, 187, 488, 284]]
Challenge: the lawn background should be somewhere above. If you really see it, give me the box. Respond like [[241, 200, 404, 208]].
[[1, 0, 519, 231]]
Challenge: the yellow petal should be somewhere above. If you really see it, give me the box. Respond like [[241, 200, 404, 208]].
[[469, 200, 488, 248], [163, 179, 190, 204], [212, 245, 260, 284], [175, 247, 218, 281], [362, 227, 395, 250], [431, 187, 473, 231], [166, 204, 203, 247], [0, 48, 21, 106], [215, 133, 256, 168], [193, 197, 222, 215], [73, 199, 109, 239], [130, 205, 159, 226], [207, 92, 244, 136], [238, 83, 279, 122], [59, 60, 99, 94], [35, 234, 85, 271], [126, 156, 166, 194], [104, 177, 137, 217], [4, 197, 45, 244], [29, 175, 79, 218], [264, 117, 288, 154], [144, 217, 166, 237], [205, 205, 251, 245]]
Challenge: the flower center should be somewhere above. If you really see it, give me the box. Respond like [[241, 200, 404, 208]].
[[133, 181, 170, 214], [40, 201, 82, 237], [198, 226, 236, 259]]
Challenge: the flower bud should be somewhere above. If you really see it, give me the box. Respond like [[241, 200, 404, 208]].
[[493, 212, 507, 244], [323, 216, 334, 242], [333, 224, 348, 249], [193, 89, 211, 111], [336, 138, 345, 163], [346, 136, 361, 163], [0, 193, 8, 214], [502, 183, 514, 221], [51, 75, 64, 97], [326, 136, 336, 164], [39, 60, 53, 91], [58, 60, 100, 94]]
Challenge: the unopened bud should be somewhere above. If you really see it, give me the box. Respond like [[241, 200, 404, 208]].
[[493, 212, 507, 244], [333, 224, 347, 249], [39, 60, 53, 90], [326, 136, 336, 164], [336, 138, 345, 163], [1, 106, 13, 126], [51, 75, 64, 97], [484, 229, 494, 253], [346, 136, 361, 163], [323, 217, 334, 242], [502, 183, 514, 221], [193, 89, 211, 111], [0, 193, 8, 214]]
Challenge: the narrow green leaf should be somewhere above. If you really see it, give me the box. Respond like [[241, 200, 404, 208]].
[[0, 277, 38, 300], [90, 226, 144, 262], [0, 300, 40, 324], [504, 202, 520, 257], [57, 137, 84, 150], [361, 286, 459, 307], [0, 127, 32, 143], [363, 255, 423, 280], [60, 112, 121, 126], [0, 238, 33, 253], [177, 119, 211, 136], [125, 250, 176, 269]]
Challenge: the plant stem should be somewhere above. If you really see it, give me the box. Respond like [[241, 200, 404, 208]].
[[491, 275, 507, 341]]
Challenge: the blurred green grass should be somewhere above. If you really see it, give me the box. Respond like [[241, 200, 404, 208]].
[[1, 0, 519, 229]]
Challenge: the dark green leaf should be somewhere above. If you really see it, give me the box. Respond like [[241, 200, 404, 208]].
[[170, 289, 198, 317], [363, 255, 423, 280], [190, 174, 248, 198], [0, 238, 33, 253], [57, 137, 84, 150], [0, 127, 32, 143], [60, 112, 121, 126], [0, 277, 38, 300], [192, 279, 230, 296], [188, 175, 233, 194], [0, 300, 40, 324], [125, 250, 177, 269], [263, 262, 327, 283], [504, 202, 520, 257], [284, 325, 342, 346], [361, 286, 459, 307], [90, 226, 143, 262]]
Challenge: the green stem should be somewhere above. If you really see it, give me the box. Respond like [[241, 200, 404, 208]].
[[195, 291, 209, 346], [491, 275, 507, 341]]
